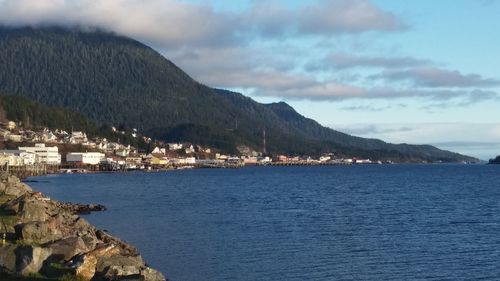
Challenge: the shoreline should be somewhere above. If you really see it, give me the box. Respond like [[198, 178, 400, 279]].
[[0, 171, 167, 281]]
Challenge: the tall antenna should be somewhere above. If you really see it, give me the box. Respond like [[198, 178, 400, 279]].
[[262, 128, 267, 155]]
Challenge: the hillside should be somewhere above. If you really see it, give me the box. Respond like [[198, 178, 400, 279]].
[[0, 93, 149, 150], [0, 26, 476, 162]]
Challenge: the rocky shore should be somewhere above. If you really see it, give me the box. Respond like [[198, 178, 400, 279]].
[[0, 172, 167, 281]]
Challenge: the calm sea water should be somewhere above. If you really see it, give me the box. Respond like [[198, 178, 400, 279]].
[[30, 165, 500, 281]]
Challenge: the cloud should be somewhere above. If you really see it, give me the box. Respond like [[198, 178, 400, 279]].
[[340, 104, 407, 112], [298, 0, 406, 34], [334, 124, 414, 135], [0, 0, 241, 48], [247, 0, 406, 37], [254, 82, 499, 102], [373, 67, 500, 88], [0, 0, 405, 49], [307, 52, 430, 71]]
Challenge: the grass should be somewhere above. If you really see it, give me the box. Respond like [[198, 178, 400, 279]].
[[0, 272, 57, 281], [0, 193, 16, 205], [0, 272, 83, 281]]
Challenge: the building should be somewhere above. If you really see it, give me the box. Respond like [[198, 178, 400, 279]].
[[167, 143, 183, 151], [7, 121, 16, 130], [6, 134, 23, 142], [19, 144, 61, 165], [69, 131, 88, 144], [66, 152, 105, 165], [0, 150, 36, 166]]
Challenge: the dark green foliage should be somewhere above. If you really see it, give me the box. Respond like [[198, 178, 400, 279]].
[[0, 94, 149, 151], [0, 26, 477, 161], [0, 94, 97, 133]]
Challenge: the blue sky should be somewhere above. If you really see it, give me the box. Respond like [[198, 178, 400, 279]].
[[0, 0, 498, 159]]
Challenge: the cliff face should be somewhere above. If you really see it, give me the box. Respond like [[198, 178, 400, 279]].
[[0, 172, 166, 281]]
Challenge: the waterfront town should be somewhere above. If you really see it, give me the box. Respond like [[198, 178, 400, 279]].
[[0, 119, 378, 175]]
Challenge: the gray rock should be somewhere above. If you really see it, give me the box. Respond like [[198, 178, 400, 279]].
[[141, 267, 167, 281], [15, 219, 64, 244], [96, 254, 144, 273], [0, 244, 17, 273], [15, 215, 97, 245], [0, 176, 32, 197], [15, 245, 52, 275], [46, 237, 89, 261]]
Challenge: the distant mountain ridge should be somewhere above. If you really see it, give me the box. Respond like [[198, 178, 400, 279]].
[[0, 26, 477, 162]]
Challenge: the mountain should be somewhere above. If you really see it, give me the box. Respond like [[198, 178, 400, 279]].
[[0, 26, 476, 162]]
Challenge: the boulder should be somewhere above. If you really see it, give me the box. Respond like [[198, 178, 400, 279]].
[[0, 176, 32, 197], [3, 192, 55, 222], [15, 218, 64, 244], [71, 244, 121, 281], [61, 202, 107, 215], [46, 237, 89, 261], [15, 245, 52, 275], [96, 256, 167, 281], [0, 244, 17, 274], [80, 233, 100, 250], [141, 267, 167, 281], [16, 215, 97, 245], [103, 265, 142, 280], [96, 254, 143, 273], [96, 230, 139, 256]]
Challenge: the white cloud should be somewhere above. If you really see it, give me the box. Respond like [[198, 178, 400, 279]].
[[307, 52, 430, 70], [0, 0, 405, 49], [373, 67, 500, 88]]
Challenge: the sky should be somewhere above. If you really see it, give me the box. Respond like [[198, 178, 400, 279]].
[[0, 0, 499, 159]]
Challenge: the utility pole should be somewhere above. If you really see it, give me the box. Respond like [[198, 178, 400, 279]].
[[262, 128, 267, 155]]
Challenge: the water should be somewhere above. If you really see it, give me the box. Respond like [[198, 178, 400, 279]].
[[30, 165, 500, 281]]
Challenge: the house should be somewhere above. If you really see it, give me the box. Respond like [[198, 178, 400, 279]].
[[170, 157, 196, 165], [319, 156, 331, 162], [19, 144, 61, 165], [354, 159, 372, 164], [69, 131, 88, 144], [167, 143, 183, 151], [148, 154, 169, 166], [66, 152, 105, 165], [276, 155, 289, 162], [151, 147, 166, 154], [115, 149, 130, 157], [126, 156, 143, 165], [7, 121, 16, 130], [243, 156, 258, 165], [184, 145, 195, 154], [6, 134, 23, 142], [42, 130, 59, 143], [0, 150, 36, 166]]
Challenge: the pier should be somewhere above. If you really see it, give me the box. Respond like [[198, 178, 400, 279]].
[[1, 164, 55, 179]]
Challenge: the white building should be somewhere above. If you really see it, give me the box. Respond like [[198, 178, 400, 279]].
[[170, 157, 196, 164], [19, 144, 61, 165], [69, 131, 88, 144], [66, 152, 105, 165], [0, 150, 36, 166], [167, 143, 183, 151]]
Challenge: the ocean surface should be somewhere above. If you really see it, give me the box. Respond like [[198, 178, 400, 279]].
[[30, 165, 500, 281]]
